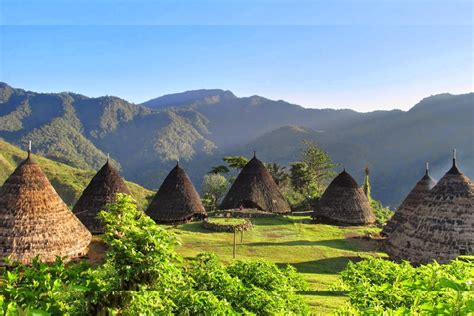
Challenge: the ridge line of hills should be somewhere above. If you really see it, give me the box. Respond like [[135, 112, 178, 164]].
[[0, 82, 472, 206]]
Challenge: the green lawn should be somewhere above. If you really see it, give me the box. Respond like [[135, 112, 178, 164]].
[[167, 216, 385, 315], [206, 217, 248, 225]]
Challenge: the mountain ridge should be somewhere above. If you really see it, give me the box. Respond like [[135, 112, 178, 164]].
[[0, 82, 472, 206]]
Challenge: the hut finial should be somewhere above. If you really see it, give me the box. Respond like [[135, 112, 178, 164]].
[[453, 148, 457, 167], [426, 162, 429, 175], [176, 158, 180, 167], [27, 141, 32, 158], [107, 152, 110, 162], [253, 150, 256, 158]]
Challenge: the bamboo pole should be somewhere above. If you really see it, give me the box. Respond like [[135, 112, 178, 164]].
[[233, 228, 236, 259]]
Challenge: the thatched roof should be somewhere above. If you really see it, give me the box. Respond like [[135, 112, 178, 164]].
[[385, 155, 474, 264], [146, 162, 207, 224], [73, 159, 130, 234], [0, 153, 91, 264], [313, 170, 375, 225], [220, 154, 290, 214], [382, 164, 436, 236]]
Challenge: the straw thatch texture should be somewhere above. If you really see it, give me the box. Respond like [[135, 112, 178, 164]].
[[382, 169, 436, 236], [0, 156, 91, 264], [220, 156, 290, 214], [385, 160, 474, 264], [313, 170, 375, 225], [146, 163, 207, 224], [73, 161, 130, 234]]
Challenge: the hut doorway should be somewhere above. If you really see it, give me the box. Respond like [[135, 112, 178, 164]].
[[240, 200, 262, 210]]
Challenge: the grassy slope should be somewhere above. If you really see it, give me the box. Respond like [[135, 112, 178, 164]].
[[168, 216, 385, 315], [0, 139, 153, 209]]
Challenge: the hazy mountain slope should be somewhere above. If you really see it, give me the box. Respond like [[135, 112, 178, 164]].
[[0, 139, 153, 208], [142, 89, 236, 109], [141, 90, 379, 147]]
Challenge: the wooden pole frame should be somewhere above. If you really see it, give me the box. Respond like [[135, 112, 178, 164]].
[[233, 228, 236, 259]]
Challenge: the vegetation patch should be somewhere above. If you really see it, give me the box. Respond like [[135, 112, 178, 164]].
[[222, 208, 278, 218], [336, 258, 474, 314], [202, 217, 252, 232]]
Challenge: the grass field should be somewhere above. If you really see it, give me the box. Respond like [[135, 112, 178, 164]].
[[167, 216, 385, 315]]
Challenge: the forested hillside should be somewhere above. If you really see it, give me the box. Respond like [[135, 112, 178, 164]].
[[1, 82, 472, 206], [0, 83, 216, 188]]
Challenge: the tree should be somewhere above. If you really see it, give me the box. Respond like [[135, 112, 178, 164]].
[[363, 164, 372, 201], [209, 156, 249, 175], [202, 174, 229, 211], [222, 156, 249, 170], [361, 164, 392, 225], [209, 165, 230, 175], [289, 162, 315, 196], [300, 141, 337, 196], [265, 162, 289, 189]]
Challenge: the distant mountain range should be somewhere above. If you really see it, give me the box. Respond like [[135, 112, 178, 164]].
[[0, 82, 472, 206]]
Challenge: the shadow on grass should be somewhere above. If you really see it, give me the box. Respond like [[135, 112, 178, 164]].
[[246, 239, 359, 251], [248, 217, 295, 226], [278, 256, 363, 274]]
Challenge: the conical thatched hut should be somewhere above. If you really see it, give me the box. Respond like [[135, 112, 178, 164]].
[[0, 150, 91, 264], [146, 162, 207, 224], [385, 152, 474, 264], [382, 163, 436, 236], [220, 154, 290, 214], [313, 169, 375, 225], [73, 159, 130, 234]]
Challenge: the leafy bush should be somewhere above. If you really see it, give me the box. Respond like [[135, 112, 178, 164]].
[[0, 257, 94, 315], [201, 173, 229, 212], [370, 199, 393, 225], [188, 253, 309, 315], [173, 290, 235, 315], [227, 260, 308, 293], [91, 194, 186, 313], [98, 194, 184, 291], [337, 258, 474, 315]]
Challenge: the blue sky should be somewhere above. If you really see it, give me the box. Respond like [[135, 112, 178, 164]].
[[0, 0, 472, 111]]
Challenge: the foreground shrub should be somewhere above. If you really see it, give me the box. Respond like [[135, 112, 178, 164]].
[[227, 260, 308, 293], [337, 258, 474, 315], [188, 253, 309, 315], [370, 199, 393, 225], [0, 257, 94, 315], [98, 194, 185, 291]]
